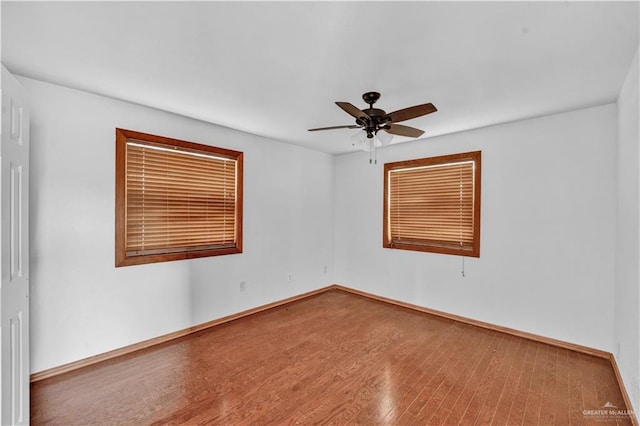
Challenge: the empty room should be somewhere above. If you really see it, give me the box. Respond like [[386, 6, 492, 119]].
[[1, 1, 639, 424]]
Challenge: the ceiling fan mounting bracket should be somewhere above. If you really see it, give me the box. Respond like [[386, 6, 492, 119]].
[[362, 91, 381, 107]]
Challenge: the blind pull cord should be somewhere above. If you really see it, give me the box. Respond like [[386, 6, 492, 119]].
[[461, 256, 465, 277]]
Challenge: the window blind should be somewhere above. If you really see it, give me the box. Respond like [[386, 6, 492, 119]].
[[125, 139, 238, 257], [384, 151, 480, 257]]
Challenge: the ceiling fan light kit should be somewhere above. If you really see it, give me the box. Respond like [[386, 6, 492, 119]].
[[309, 92, 437, 164]]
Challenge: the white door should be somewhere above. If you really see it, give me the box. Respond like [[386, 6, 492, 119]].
[[0, 66, 30, 425]]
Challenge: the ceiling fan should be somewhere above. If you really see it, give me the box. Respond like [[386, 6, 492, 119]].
[[308, 91, 437, 141]]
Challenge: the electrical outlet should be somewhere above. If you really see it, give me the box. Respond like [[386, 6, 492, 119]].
[[240, 281, 246, 292]]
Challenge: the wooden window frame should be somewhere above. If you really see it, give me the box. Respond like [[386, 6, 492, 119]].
[[115, 128, 243, 267], [383, 151, 481, 257]]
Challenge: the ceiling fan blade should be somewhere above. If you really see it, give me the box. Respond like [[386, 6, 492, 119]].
[[384, 123, 425, 138], [308, 125, 361, 132], [336, 102, 370, 121], [387, 103, 437, 123]]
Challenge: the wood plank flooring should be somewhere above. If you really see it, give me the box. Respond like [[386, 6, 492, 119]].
[[31, 290, 633, 425]]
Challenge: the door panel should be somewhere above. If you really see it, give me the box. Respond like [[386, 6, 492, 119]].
[[10, 162, 24, 281], [1, 65, 30, 425]]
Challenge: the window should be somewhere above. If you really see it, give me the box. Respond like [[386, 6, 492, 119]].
[[115, 128, 243, 266], [383, 151, 481, 257]]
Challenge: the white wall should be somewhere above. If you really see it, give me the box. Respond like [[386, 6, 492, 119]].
[[22, 77, 334, 373], [334, 104, 618, 352], [615, 46, 639, 412]]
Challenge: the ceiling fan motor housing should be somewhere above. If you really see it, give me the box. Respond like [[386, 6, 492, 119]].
[[362, 110, 391, 138]]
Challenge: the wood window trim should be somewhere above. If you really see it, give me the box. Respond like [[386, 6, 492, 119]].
[[115, 128, 243, 267], [383, 151, 481, 257]]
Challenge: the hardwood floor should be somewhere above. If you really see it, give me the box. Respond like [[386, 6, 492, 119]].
[[31, 290, 633, 425]]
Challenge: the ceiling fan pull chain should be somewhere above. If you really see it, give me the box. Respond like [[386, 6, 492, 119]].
[[369, 139, 374, 164]]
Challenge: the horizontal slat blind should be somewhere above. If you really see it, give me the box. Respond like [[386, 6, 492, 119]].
[[388, 160, 475, 251], [125, 140, 238, 256]]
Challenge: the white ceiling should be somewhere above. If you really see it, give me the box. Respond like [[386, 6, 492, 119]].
[[2, 1, 639, 154]]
